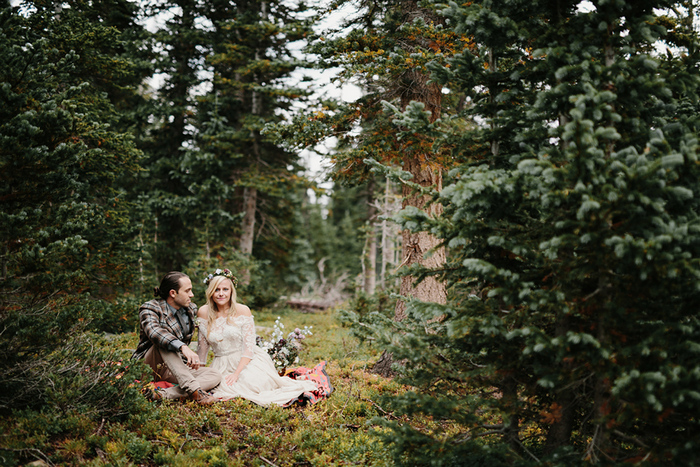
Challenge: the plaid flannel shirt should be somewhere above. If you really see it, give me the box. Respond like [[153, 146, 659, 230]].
[[131, 299, 198, 360]]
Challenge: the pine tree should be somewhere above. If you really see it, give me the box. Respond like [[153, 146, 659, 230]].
[[165, 0, 315, 289], [357, 0, 700, 464], [0, 0, 143, 409], [77, 0, 156, 139], [136, 0, 314, 288], [317, 1, 456, 320], [135, 0, 208, 275], [202, 0, 312, 260], [271, 0, 475, 374]]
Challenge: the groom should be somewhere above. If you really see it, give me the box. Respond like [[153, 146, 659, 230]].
[[132, 271, 221, 404]]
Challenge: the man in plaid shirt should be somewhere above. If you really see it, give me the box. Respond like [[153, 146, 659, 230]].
[[133, 271, 221, 404]]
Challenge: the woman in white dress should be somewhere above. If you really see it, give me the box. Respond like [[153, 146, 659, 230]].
[[196, 269, 322, 406]]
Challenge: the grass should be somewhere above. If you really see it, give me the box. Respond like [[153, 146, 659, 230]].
[[0, 306, 412, 466]]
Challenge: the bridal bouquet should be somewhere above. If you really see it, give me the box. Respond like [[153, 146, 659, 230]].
[[256, 317, 312, 372]]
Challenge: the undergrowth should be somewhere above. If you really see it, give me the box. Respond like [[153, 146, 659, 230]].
[[0, 306, 440, 466]]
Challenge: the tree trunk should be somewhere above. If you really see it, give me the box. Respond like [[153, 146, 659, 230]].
[[586, 322, 611, 463], [545, 112, 576, 453], [502, 376, 521, 452], [237, 186, 256, 285], [489, 47, 499, 157], [372, 350, 396, 378], [583, 34, 617, 460], [586, 276, 612, 462], [236, 1, 265, 284], [138, 225, 145, 289], [394, 65, 446, 317], [373, 155, 446, 378], [394, 159, 446, 320], [240, 186, 257, 256], [372, 0, 447, 377], [545, 313, 576, 452], [380, 177, 390, 290], [364, 178, 377, 295], [393, 6, 446, 320], [154, 216, 158, 280]]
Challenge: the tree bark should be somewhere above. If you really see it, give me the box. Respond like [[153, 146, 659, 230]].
[[393, 2, 446, 320], [371, 1, 447, 377], [545, 112, 576, 453], [372, 350, 396, 378], [364, 178, 377, 295], [502, 376, 521, 452], [545, 313, 576, 452], [154, 216, 158, 280], [240, 186, 257, 254], [394, 158, 446, 321], [380, 177, 391, 290]]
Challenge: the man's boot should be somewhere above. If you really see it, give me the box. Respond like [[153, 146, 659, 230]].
[[189, 389, 217, 405]]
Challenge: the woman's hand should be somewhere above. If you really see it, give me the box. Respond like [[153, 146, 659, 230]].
[[226, 357, 251, 385]]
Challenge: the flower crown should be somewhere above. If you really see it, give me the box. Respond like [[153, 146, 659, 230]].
[[203, 268, 238, 287]]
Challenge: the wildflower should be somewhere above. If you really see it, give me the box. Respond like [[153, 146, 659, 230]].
[[256, 318, 311, 371]]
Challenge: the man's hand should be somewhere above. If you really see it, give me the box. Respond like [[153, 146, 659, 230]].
[[181, 345, 200, 369]]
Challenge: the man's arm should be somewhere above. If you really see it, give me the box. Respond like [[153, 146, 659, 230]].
[[139, 303, 183, 353]]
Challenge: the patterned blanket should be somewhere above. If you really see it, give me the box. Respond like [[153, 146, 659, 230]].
[[282, 360, 334, 407]]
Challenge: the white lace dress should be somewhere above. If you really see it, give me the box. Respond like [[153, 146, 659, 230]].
[[196, 315, 318, 406]]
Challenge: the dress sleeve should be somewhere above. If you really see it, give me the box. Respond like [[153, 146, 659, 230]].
[[241, 316, 256, 360], [197, 318, 210, 363]]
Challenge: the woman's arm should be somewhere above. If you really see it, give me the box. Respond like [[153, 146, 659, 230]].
[[225, 356, 252, 385], [196, 306, 210, 363], [225, 305, 254, 384]]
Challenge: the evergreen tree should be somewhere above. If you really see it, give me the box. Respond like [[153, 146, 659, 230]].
[[76, 0, 156, 139], [200, 0, 312, 266], [135, 0, 208, 275], [135, 0, 314, 290], [0, 0, 143, 409], [354, 0, 700, 464], [271, 0, 473, 342]]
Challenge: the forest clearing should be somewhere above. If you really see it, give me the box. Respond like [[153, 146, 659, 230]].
[[1, 307, 417, 466]]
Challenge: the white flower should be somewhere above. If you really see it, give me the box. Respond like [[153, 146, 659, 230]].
[[215, 268, 222, 274]]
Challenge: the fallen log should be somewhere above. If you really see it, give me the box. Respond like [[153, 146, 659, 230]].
[[286, 298, 332, 312]]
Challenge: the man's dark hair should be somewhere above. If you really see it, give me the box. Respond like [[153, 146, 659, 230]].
[[154, 271, 188, 300]]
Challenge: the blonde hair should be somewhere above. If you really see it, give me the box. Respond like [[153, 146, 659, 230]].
[[204, 275, 238, 335]]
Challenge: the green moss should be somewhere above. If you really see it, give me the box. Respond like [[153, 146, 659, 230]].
[[1, 306, 411, 466]]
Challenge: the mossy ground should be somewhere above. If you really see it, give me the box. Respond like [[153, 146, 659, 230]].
[[0, 307, 423, 466]]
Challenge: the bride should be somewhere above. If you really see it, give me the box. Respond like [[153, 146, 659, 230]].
[[196, 269, 330, 406]]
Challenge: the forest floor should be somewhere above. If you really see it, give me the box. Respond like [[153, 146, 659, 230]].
[[3, 306, 429, 466]]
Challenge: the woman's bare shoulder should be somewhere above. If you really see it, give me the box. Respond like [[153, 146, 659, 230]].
[[197, 305, 210, 319], [235, 303, 252, 317]]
